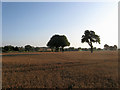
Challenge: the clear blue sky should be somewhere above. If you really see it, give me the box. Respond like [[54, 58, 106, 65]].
[[2, 2, 118, 48]]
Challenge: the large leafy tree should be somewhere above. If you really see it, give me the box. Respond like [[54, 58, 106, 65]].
[[81, 30, 100, 53], [60, 35, 70, 52], [47, 35, 70, 52]]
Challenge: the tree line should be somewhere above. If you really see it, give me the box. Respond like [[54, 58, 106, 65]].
[[0, 30, 118, 53], [104, 44, 117, 50], [1, 44, 117, 53], [1, 45, 40, 52]]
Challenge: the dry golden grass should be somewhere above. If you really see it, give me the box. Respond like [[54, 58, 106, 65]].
[[2, 51, 118, 88]]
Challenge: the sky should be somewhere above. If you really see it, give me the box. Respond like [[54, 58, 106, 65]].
[[2, 2, 118, 48]]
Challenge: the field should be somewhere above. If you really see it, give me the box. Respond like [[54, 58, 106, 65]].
[[2, 51, 119, 88]]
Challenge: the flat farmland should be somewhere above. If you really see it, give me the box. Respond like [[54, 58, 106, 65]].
[[2, 51, 119, 88]]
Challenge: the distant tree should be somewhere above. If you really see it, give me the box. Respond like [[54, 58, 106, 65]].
[[104, 44, 109, 50], [78, 47, 81, 51], [81, 48, 88, 51], [3, 45, 14, 52], [68, 47, 75, 51], [109, 46, 114, 50], [14, 46, 19, 51], [97, 48, 102, 51], [113, 45, 117, 50], [25, 45, 33, 51], [93, 47, 97, 51], [34, 47, 40, 52], [81, 30, 100, 53], [19, 47, 25, 52], [104, 44, 117, 51], [47, 35, 70, 52]]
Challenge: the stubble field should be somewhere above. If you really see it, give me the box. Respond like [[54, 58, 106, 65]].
[[2, 51, 119, 88]]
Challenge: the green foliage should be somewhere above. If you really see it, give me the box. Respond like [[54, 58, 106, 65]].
[[25, 45, 34, 51], [47, 34, 70, 52], [2, 45, 21, 52], [104, 44, 117, 50], [3, 45, 14, 52], [14, 46, 19, 51], [19, 47, 25, 52], [34, 47, 40, 52], [81, 30, 100, 53]]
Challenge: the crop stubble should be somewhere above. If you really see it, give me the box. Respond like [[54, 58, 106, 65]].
[[2, 51, 118, 88]]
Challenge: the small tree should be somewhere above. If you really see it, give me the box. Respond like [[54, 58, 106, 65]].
[[19, 47, 25, 52], [25, 45, 33, 51], [104, 44, 109, 50], [14, 46, 19, 51], [81, 30, 100, 53], [113, 45, 117, 50]]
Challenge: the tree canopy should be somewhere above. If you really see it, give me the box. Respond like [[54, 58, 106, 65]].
[[47, 34, 70, 52], [104, 44, 117, 50], [25, 45, 33, 51], [3, 45, 14, 52], [81, 30, 100, 53]]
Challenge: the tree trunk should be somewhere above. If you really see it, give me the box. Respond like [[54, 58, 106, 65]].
[[55, 47, 59, 52], [91, 45, 93, 53], [62, 47, 64, 52], [51, 49, 53, 52], [88, 42, 93, 53]]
